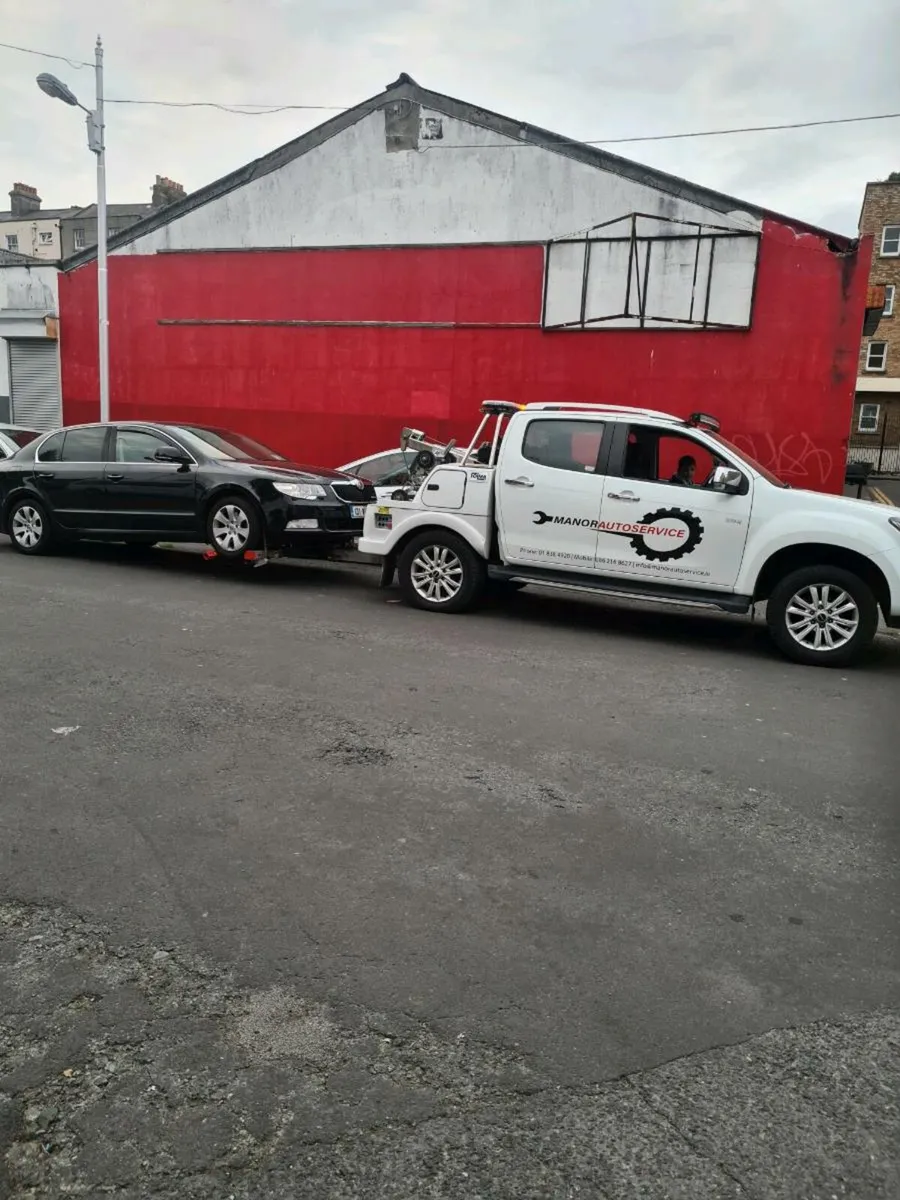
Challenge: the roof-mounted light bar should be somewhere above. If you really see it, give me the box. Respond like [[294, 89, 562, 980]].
[[479, 400, 522, 416], [686, 412, 721, 434]]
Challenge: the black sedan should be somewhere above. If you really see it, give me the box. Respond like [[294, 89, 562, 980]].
[[0, 422, 376, 559]]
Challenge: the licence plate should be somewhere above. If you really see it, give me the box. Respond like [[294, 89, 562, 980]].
[[351, 505, 367, 519]]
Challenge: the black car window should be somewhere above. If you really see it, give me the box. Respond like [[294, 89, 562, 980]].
[[59, 427, 108, 463], [115, 429, 180, 463], [36, 431, 65, 462], [522, 419, 606, 473]]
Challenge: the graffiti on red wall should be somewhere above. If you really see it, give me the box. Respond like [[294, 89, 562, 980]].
[[729, 433, 834, 488]]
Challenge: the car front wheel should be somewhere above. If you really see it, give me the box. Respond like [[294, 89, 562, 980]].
[[397, 530, 487, 613], [206, 494, 263, 559], [7, 498, 55, 555], [766, 565, 878, 667]]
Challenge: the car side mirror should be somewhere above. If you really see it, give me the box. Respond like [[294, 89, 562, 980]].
[[154, 446, 191, 465], [710, 464, 745, 494]]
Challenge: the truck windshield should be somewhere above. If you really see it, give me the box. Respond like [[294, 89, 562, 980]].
[[711, 434, 789, 488]]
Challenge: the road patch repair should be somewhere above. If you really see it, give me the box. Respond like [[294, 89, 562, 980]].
[[1, 901, 897, 1199]]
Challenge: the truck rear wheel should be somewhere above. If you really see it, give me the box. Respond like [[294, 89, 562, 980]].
[[398, 530, 487, 613], [766, 565, 878, 667]]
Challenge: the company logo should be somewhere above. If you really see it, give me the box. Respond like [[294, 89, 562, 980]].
[[532, 506, 704, 562]]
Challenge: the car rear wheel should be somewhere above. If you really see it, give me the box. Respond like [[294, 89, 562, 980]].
[[766, 565, 878, 667], [398, 530, 486, 613], [7, 498, 55, 555], [206, 494, 263, 559]]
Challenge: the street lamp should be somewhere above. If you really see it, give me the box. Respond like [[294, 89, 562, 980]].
[[37, 36, 109, 423]]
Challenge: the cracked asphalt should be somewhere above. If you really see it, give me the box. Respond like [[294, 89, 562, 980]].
[[0, 541, 898, 1198]]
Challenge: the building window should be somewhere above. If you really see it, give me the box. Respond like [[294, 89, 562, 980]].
[[858, 403, 880, 434], [883, 285, 895, 317], [865, 342, 888, 372], [73, 227, 86, 249], [881, 225, 900, 256], [39, 231, 53, 245], [5, 234, 18, 251]]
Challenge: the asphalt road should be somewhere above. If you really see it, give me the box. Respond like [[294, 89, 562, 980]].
[[1, 542, 898, 1199], [871, 477, 900, 506]]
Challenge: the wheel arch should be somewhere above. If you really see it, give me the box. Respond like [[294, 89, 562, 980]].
[[753, 544, 891, 618], [380, 518, 487, 572], [200, 482, 265, 524], [1, 485, 54, 532]]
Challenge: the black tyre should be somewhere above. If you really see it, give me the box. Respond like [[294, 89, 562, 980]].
[[206, 493, 264, 560], [397, 530, 487, 613], [766, 565, 878, 667], [6, 497, 55, 556]]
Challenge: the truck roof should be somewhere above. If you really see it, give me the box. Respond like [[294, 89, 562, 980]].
[[522, 402, 680, 422]]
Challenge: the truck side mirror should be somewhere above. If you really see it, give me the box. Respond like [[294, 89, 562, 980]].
[[710, 465, 745, 494]]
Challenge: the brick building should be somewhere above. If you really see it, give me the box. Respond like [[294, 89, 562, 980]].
[[852, 176, 900, 473]]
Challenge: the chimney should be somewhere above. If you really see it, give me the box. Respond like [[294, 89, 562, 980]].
[[151, 175, 186, 209], [9, 182, 42, 217]]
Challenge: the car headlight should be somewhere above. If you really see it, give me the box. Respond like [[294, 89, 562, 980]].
[[273, 482, 326, 500], [890, 517, 900, 534]]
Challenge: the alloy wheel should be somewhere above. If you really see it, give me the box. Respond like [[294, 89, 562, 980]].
[[410, 544, 464, 604], [11, 505, 43, 550], [211, 504, 251, 554], [784, 583, 860, 652]]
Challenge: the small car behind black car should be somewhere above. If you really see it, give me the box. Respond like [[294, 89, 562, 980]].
[[0, 422, 376, 559]]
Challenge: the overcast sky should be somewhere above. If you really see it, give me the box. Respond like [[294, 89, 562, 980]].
[[2, 0, 898, 234]]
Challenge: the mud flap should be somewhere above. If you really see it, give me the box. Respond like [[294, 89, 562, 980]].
[[379, 558, 396, 589]]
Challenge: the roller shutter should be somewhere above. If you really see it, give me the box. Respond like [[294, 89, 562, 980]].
[[8, 338, 61, 429]]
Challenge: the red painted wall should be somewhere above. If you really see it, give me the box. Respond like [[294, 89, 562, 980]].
[[59, 222, 869, 493]]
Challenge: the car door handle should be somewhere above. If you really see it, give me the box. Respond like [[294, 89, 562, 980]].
[[607, 491, 641, 502], [107, 472, 125, 481], [36, 471, 54, 479], [504, 477, 534, 488]]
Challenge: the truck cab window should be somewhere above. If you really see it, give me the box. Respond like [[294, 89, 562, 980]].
[[622, 426, 718, 486], [522, 419, 605, 473]]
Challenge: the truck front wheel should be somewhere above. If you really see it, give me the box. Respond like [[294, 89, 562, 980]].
[[766, 565, 878, 667], [398, 531, 487, 613]]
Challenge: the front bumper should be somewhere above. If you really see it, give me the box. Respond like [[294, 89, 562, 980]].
[[268, 501, 367, 546]]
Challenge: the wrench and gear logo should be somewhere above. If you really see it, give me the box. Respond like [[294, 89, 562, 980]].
[[532, 506, 704, 563]]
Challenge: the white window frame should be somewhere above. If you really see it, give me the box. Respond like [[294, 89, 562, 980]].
[[39, 231, 53, 245], [5, 234, 18, 251], [883, 284, 895, 317], [865, 341, 888, 372], [73, 227, 86, 249], [881, 225, 900, 257], [858, 403, 880, 434]]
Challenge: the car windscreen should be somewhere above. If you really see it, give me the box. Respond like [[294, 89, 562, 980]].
[[710, 433, 789, 488], [170, 427, 287, 462], [3, 428, 39, 449]]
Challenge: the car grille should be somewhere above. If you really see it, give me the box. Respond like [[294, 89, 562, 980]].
[[331, 481, 376, 504]]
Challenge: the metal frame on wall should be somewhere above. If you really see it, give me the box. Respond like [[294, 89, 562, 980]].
[[541, 212, 761, 332]]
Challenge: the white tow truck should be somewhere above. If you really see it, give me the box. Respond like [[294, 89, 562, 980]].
[[359, 401, 900, 667]]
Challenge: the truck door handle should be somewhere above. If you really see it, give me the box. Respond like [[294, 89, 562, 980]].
[[36, 470, 55, 479], [107, 472, 125, 481], [607, 491, 640, 502], [504, 477, 534, 488]]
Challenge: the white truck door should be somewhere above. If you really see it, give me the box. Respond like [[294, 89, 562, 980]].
[[497, 416, 608, 573], [595, 423, 752, 589]]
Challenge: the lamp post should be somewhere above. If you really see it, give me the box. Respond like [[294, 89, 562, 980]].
[[37, 36, 108, 423]]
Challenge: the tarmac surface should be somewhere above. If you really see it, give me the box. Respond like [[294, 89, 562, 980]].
[[1, 541, 897, 1198]]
